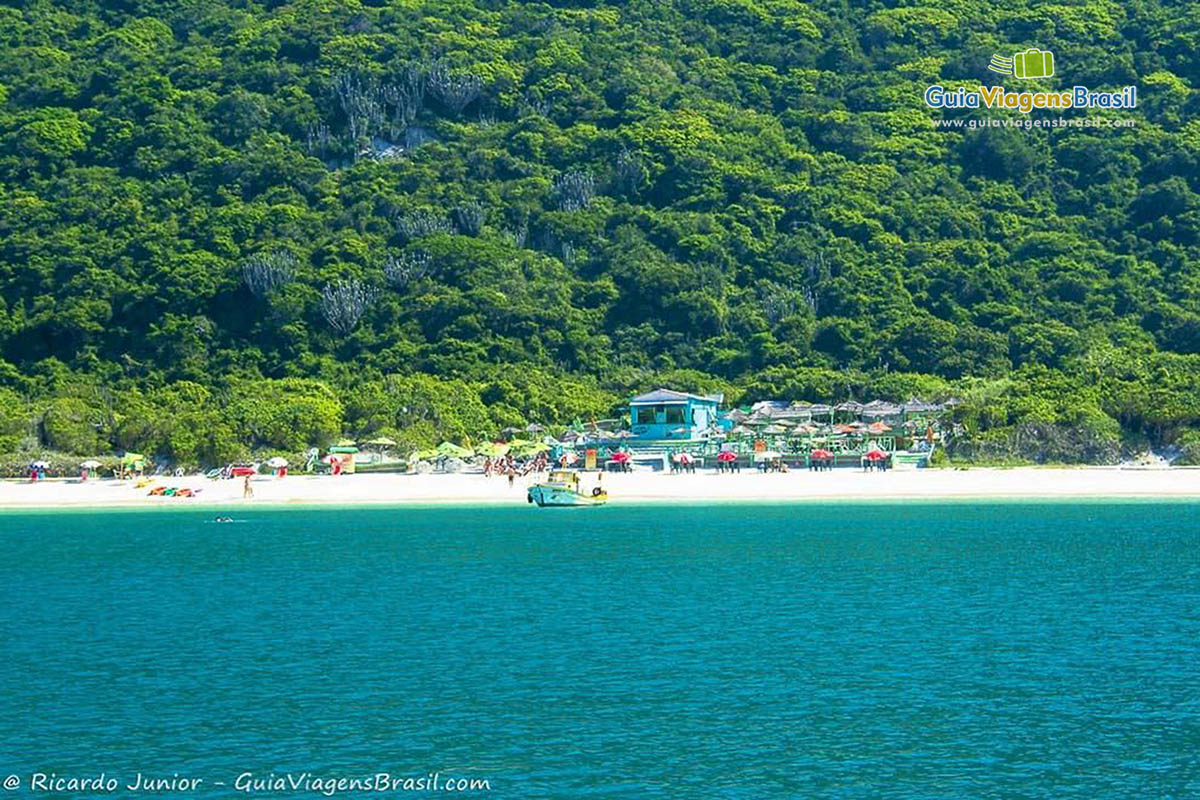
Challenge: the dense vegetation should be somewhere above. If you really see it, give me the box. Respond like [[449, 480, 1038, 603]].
[[2, 0, 1200, 466]]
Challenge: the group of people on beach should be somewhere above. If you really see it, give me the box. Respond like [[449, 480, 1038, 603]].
[[483, 452, 551, 485]]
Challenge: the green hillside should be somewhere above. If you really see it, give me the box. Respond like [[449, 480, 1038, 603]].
[[2, 0, 1200, 466]]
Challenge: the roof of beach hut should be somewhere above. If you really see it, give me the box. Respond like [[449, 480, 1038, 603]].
[[867, 421, 892, 433], [726, 409, 750, 422], [835, 401, 864, 412], [750, 400, 791, 413], [901, 398, 942, 413], [761, 424, 788, 435], [860, 400, 901, 417]]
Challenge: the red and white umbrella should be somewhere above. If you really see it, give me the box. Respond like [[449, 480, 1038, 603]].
[[611, 451, 630, 463], [717, 451, 738, 463]]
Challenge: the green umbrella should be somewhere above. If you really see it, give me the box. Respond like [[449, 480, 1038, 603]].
[[411, 449, 438, 461], [477, 442, 510, 457], [365, 436, 397, 447], [513, 441, 550, 457], [436, 442, 474, 459]]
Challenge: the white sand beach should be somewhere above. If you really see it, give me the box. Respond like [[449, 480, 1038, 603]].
[[0, 466, 1197, 509]]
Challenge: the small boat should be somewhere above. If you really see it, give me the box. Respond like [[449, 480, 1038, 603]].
[[528, 470, 608, 507]]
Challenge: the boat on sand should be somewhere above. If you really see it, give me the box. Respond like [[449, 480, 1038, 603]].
[[528, 470, 608, 507]]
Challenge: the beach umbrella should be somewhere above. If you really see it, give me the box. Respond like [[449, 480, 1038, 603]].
[[811, 449, 832, 459], [525, 423, 545, 433], [436, 442, 474, 459], [611, 451, 631, 463], [81, 459, 102, 469], [31, 460, 50, 469], [477, 442, 510, 457], [411, 448, 439, 461], [364, 436, 397, 447], [865, 449, 887, 461], [867, 421, 892, 433], [513, 441, 550, 457], [266, 457, 289, 468], [121, 452, 145, 464], [717, 450, 738, 463]]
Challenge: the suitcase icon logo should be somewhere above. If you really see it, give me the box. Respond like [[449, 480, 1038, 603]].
[[989, 49, 1054, 79]]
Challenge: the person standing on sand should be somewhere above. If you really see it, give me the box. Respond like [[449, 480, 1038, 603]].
[[243, 474, 254, 499]]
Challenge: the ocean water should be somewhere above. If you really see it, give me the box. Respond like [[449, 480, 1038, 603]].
[[0, 502, 1198, 798]]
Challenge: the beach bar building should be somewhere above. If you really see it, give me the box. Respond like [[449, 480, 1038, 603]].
[[629, 389, 723, 442]]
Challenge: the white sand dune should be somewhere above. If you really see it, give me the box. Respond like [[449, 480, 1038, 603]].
[[0, 466, 1197, 509]]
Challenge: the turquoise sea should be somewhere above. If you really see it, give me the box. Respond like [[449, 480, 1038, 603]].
[[1, 502, 1198, 798]]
